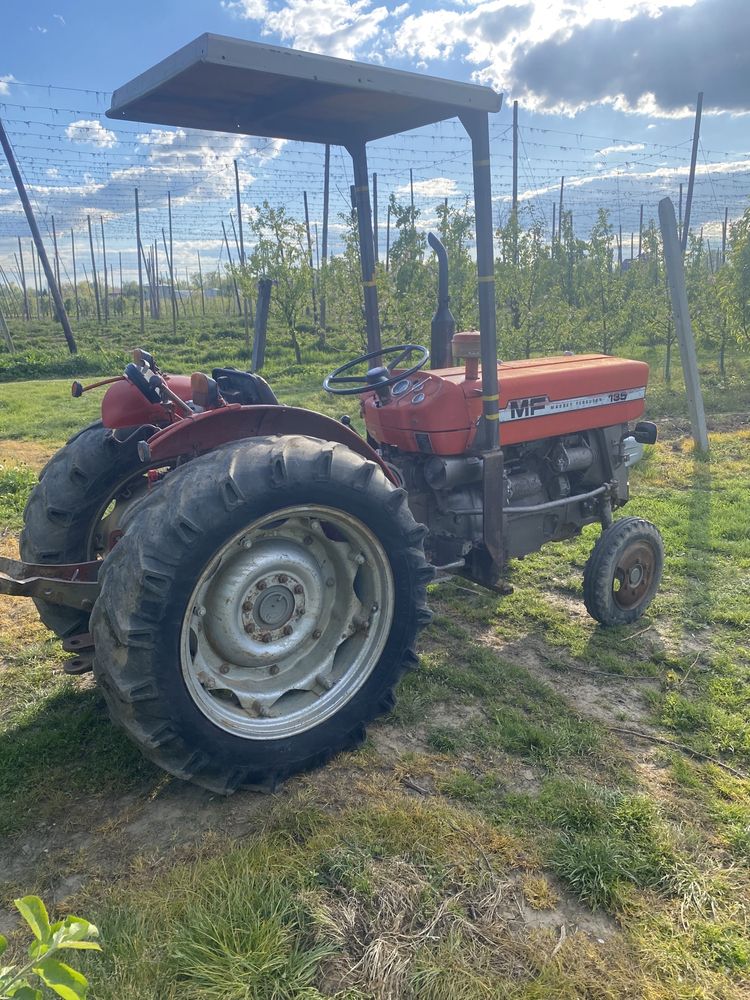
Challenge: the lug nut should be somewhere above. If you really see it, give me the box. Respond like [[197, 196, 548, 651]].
[[293, 584, 303, 595], [241, 538, 253, 549], [312, 629, 322, 639], [219, 664, 230, 675], [196, 605, 207, 617], [303, 535, 313, 545], [269, 664, 279, 676], [244, 623, 255, 633], [260, 632, 271, 643], [256, 580, 267, 591], [282, 625, 293, 636], [278, 574, 288, 584], [242, 600, 253, 612]]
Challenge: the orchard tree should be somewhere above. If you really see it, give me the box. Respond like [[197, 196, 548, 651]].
[[238, 201, 311, 364]]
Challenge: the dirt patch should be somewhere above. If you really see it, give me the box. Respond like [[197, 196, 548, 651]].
[[0, 533, 46, 644], [657, 412, 750, 440], [480, 631, 651, 730], [0, 440, 54, 472]]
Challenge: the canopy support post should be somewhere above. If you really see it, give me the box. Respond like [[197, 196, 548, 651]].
[[348, 141, 381, 355], [460, 110, 499, 451]]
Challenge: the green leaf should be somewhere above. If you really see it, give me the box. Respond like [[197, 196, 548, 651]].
[[8, 986, 43, 999], [0, 934, 6, 957], [50, 918, 100, 951], [14, 898, 51, 943], [33, 958, 88, 1000]]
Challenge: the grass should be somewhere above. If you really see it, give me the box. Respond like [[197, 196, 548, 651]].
[[0, 337, 749, 996]]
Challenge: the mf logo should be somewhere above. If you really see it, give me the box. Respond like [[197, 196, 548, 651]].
[[509, 395, 547, 419]]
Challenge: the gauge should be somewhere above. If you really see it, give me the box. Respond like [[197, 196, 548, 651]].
[[392, 379, 411, 396], [412, 392, 425, 404]]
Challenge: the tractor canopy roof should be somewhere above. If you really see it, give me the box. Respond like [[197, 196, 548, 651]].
[[106, 32, 501, 145]]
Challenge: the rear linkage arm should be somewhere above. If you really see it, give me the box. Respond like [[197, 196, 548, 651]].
[[0, 556, 100, 611]]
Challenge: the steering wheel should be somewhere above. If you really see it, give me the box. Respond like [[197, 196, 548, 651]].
[[323, 344, 430, 396]]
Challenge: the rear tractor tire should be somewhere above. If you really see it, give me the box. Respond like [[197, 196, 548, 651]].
[[20, 422, 152, 639], [583, 516, 664, 626], [90, 435, 433, 794]]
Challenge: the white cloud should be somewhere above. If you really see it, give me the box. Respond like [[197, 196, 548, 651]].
[[0, 74, 16, 95], [228, 0, 390, 59], [53, 13, 66, 25], [223, 0, 269, 16], [66, 119, 118, 148], [395, 177, 460, 198], [136, 128, 188, 146], [596, 143, 646, 156], [501, 157, 750, 204]]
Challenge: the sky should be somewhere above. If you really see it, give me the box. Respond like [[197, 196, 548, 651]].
[[1, 0, 749, 284]]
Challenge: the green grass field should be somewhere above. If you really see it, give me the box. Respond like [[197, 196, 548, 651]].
[[0, 351, 749, 997]]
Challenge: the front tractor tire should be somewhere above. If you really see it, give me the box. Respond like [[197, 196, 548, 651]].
[[20, 422, 150, 638], [583, 516, 664, 626], [90, 435, 433, 794]]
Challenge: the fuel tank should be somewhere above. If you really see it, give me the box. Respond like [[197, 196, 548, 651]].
[[363, 354, 649, 455], [101, 374, 193, 428]]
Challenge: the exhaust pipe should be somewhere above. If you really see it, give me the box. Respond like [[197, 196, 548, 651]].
[[427, 232, 456, 369]]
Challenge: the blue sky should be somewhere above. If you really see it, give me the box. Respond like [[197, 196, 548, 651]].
[[1, 0, 749, 280]]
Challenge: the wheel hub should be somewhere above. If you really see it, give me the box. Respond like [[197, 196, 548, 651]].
[[181, 507, 395, 740], [613, 541, 655, 609], [252, 583, 297, 628], [202, 541, 318, 666]]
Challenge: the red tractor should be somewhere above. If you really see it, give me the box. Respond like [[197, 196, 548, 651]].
[[0, 35, 663, 793]]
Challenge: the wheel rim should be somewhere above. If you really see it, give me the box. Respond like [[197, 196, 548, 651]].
[[180, 505, 395, 739], [86, 465, 171, 559], [612, 540, 656, 610]]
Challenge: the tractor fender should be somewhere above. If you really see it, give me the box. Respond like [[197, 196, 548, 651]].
[[145, 404, 398, 483]]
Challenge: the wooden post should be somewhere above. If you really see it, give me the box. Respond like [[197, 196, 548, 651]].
[[87, 215, 101, 323], [659, 197, 709, 452], [618, 224, 623, 267], [512, 99, 518, 212], [16, 240, 30, 320], [233, 160, 251, 349], [551, 202, 556, 247], [320, 143, 330, 328], [151, 244, 158, 319], [71, 229, 80, 321], [197, 251, 205, 315], [681, 92, 703, 255], [638, 204, 643, 259], [630, 231, 634, 261], [135, 189, 145, 336], [100, 216, 109, 322], [372, 172, 379, 263], [30, 240, 40, 319], [222, 220, 243, 315], [385, 202, 391, 273], [51, 215, 61, 294], [167, 191, 177, 334], [558, 176, 564, 242], [303, 191, 318, 329], [0, 114, 76, 351], [0, 296, 13, 352]]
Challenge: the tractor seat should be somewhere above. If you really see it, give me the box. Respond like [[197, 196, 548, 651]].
[[211, 367, 279, 406]]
